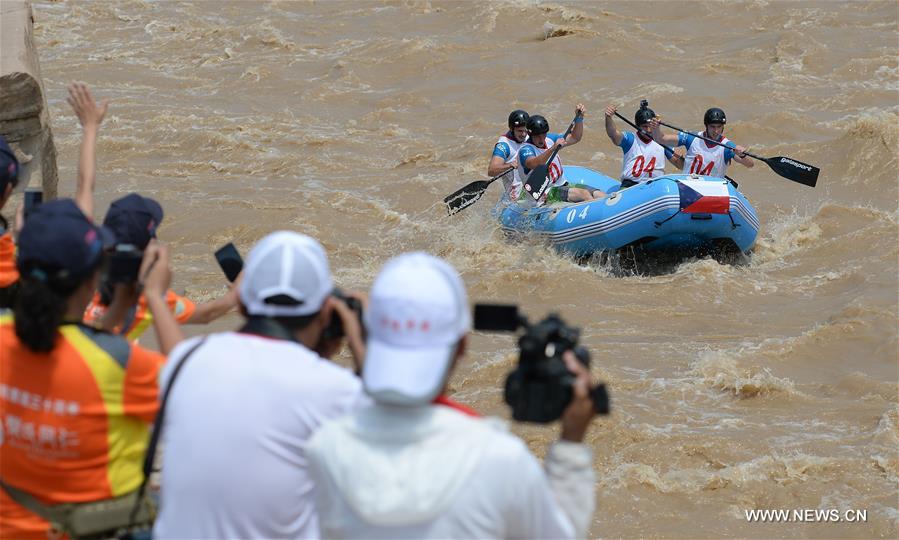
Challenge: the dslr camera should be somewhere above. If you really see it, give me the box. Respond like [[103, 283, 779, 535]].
[[322, 288, 365, 339], [106, 244, 144, 284], [474, 304, 610, 423]]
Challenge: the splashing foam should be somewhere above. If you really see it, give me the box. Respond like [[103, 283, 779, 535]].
[[601, 453, 837, 494], [690, 350, 799, 399], [873, 404, 899, 447], [752, 214, 822, 265]]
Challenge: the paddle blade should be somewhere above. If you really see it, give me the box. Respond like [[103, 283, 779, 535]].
[[764, 156, 819, 187], [444, 180, 491, 215], [523, 164, 550, 201]]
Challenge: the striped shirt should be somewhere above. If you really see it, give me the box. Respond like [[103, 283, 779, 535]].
[[0, 314, 165, 539]]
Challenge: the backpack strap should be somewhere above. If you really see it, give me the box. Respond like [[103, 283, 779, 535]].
[[128, 336, 207, 525], [0, 479, 71, 531]]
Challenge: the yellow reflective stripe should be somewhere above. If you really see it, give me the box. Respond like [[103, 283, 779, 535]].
[[0, 312, 11, 325], [60, 326, 148, 496], [125, 307, 153, 342]]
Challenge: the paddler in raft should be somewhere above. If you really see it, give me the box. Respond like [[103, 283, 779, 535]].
[[604, 102, 686, 189], [487, 109, 530, 202], [516, 103, 604, 206], [650, 107, 754, 178]]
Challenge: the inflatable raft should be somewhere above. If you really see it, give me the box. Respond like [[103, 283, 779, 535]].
[[496, 166, 759, 258]]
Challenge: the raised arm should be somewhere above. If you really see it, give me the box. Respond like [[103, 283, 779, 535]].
[[185, 284, 240, 324], [604, 105, 623, 146], [67, 82, 109, 219], [649, 117, 679, 147], [140, 241, 184, 355], [564, 103, 586, 146]]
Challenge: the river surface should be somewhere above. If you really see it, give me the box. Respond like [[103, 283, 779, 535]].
[[28, 1, 898, 537]]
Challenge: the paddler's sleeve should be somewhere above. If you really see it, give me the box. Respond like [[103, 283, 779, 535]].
[[493, 141, 510, 160]]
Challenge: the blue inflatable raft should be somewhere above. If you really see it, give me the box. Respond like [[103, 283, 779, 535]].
[[496, 166, 759, 258]]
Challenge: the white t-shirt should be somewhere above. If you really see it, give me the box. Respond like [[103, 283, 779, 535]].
[[307, 404, 595, 539], [153, 332, 367, 540]]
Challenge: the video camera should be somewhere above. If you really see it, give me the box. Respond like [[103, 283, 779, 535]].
[[474, 304, 610, 423]]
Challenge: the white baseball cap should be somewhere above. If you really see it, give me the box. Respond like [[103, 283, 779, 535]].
[[239, 231, 333, 317], [363, 252, 471, 406]]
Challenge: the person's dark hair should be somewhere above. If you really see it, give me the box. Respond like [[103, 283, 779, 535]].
[[239, 294, 323, 340], [265, 294, 320, 332], [272, 313, 320, 333], [13, 258, 104, 353]]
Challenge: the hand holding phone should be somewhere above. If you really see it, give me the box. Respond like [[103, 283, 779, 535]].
[[214, 243, 243, 283]]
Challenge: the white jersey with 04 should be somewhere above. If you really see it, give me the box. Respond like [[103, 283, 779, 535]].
[[683, 132, 732, 178], [621, 133, 666, 182]]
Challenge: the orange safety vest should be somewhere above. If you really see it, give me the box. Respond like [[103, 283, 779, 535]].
[[0, 232, 18, 288], [83, 289, 196, 341], [0, 314, 165, 539]]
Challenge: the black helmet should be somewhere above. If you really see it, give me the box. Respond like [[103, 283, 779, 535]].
[[526, 115, 549, 135], [635, 106, 655, 126], [508, 109, 529, 129], [703, 107, 727, 125]]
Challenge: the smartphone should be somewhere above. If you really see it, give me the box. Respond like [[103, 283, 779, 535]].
[[214, 243, 243, 282], [23, 190, 42, 216]]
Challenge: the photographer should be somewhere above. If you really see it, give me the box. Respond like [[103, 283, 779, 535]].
[[83, 193, 239, 340], [153, 231, 368, 539], [0, 199, 181, 539], [307, 252, 600, 539]]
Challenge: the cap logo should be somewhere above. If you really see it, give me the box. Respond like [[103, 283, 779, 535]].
[[84, 229, 97, 244], [381, 316, 431, 333]]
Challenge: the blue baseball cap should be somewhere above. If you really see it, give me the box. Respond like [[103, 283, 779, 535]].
[[103, 193, 164, 249], [17, 199, 115, 282], [0, 136, 20, 194]]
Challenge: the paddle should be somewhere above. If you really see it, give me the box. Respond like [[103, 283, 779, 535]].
[[523, 111, 582, 201], [613, 111, 739, 188], [655, 119, 819, 187], [443, 167, 514, 215]]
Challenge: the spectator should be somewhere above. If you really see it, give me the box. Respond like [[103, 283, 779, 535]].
[[0, 199, 181, 539], [307, 252, 599, 538], [0, 137, 20, 307], [153, 231, 368, 539], [0, 81, 108, 309], [83, 193, 239, 341]]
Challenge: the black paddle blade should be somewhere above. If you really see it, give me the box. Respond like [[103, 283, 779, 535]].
[[523, 164, 550, 201], [444, 180, 491, 215], [765, 156, 819, 187]]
